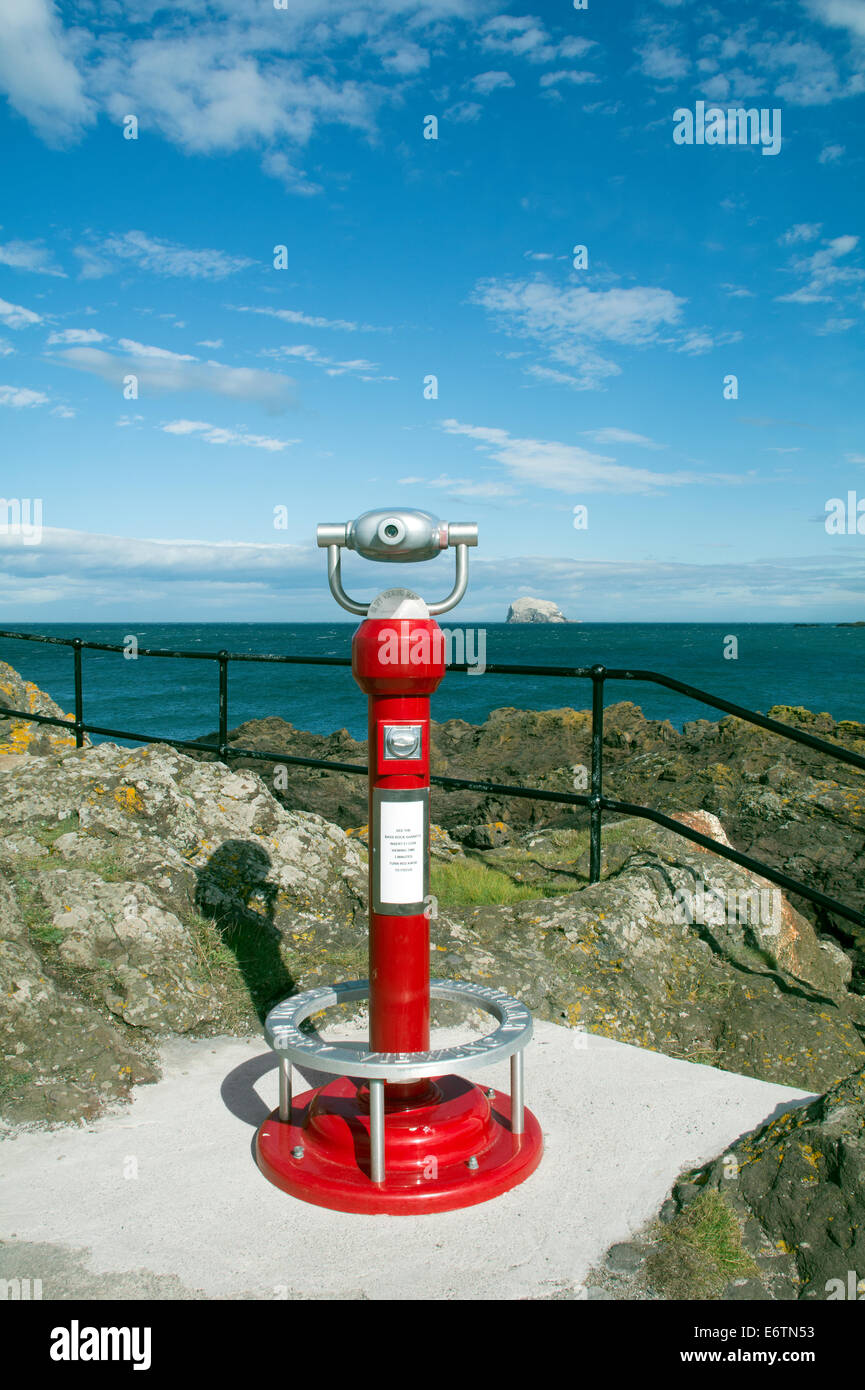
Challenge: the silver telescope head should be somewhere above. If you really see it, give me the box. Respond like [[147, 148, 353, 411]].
[[316, 508, 478, 615]]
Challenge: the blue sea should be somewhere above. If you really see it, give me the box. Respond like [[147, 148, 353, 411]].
[[0, 623, 862, 746]]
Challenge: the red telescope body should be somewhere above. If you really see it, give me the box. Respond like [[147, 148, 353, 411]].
[[256, 511, 542, 1213]]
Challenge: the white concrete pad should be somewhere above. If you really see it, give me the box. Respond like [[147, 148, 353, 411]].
[[0, 1020, 813, 1300]]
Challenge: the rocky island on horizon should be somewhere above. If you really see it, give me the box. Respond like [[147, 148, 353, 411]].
[[506, 596, 571, 624]]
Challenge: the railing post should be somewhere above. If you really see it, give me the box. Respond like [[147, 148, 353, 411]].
[[589, 664, 605, 884], [217, 651, 229, 764], [72, 638, 84, 749]]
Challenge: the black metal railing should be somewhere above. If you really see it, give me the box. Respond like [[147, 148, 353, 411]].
[[1, 628, 864, 929]]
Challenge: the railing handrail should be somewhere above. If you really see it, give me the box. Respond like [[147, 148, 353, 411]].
[[1, 627, 863, 930]]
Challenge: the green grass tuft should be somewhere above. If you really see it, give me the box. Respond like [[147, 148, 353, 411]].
[[645, 1190, 759, 1299]]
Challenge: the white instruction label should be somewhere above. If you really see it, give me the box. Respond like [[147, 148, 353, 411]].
[[379, 799, 425, 904]]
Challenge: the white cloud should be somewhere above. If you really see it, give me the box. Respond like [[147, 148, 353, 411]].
[[676, 330, 716, 355], [819, 142, 845, 162], [473, 276, 685, 345], [2, 525, 861, 620], [809, 0, 865, 42], [0, 338, 15, 356], [480, 15, 595, 65], [444, 100, 483, 122], [700, 68, 766, 101], [260, 151, 323, 196], [0, 527, 315, 598], [53, 344, 297, 411], [472, 273, 692, 387], [539, 70, 598, 88], [470, 70, 515, 95], [46, 327, 109, 345], [440, 419, 734, 494], [779, 223, 822, 245], [637, 41, 690, 81], [0, 237, 66, 276], [371, 39, 430, 76], [0, 384, 50, 408], [87, 230, 255, 280], [262, 344, 393, 380], [582, 428, 664, 450], [117, 338, 196, 361], [776, 232, 863, 305], [396, 473, 518, 499], [0, 1, 476, 180], [161, 419, 299, 452], [0, 297, 43, 329], [750, 35, 860, 106], [0, 0, 94, 143], [231, 304, 377, 332], [523, 362, 620, 391], [197, 339, 223, 349]]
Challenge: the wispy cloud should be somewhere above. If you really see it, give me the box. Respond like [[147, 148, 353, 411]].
[[471, 273, 694, 387], [261, 344, 394, 381], [231, 304, 384, 332], [46, 327, 109, 345], [0, 384, 50, 408], [776, 232, 863, 305], [441, 419, 738, 494], [161, 419, 299, 452], [75, 230, 255, 280], [582, 427, 665, 449], [397, 473, 518, 499], [480, 16, 595, 65], [0, 237, 66, 277], [637, 40, 690, 81], [0, 297, 43, 329], [51, 344, 298, 411], [470, 70, 515, 95]]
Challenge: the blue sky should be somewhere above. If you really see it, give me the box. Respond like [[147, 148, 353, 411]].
[[0, 0, 863, 621]]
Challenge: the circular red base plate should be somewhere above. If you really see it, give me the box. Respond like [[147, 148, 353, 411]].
[[256, 1073, 543, 1214]]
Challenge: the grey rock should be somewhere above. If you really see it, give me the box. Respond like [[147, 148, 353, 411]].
[[606, 1242, 646, 1274], [722, 1278, 770, 1300], [506, 597, 568, 624]]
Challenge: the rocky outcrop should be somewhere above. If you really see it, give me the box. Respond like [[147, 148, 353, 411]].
[[202, 701, 865, 986], [1, 663, 864, 1129], [433, 817, 865, 1094], [669, 1066, 865, 1300], [506, 597, 567, 623], [0, 739, 365, 1125], [0, 660, 88, 757]]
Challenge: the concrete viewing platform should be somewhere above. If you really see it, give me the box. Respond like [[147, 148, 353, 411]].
[[0, 1018, 812, 1301]]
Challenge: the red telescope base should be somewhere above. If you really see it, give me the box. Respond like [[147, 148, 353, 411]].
[[256, 1073, 543, 1215]]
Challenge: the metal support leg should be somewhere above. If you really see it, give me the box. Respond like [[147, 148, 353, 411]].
[[279, 1058, 292, 1122], [510, 1050, 524, 1136], [370, 1079, 386, 1184]]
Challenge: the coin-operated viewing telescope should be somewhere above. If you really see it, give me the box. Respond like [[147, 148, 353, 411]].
[[256, 509, 543, 1214]]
